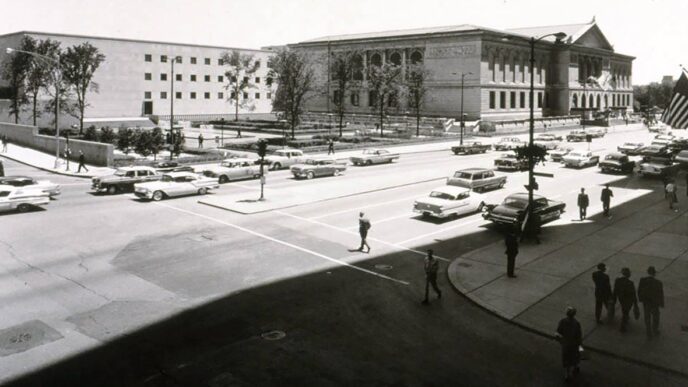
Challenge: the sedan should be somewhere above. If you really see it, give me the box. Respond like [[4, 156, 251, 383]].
[[291, 157, 347, 179], [0, 186, 50, 213], [562, 151, 599, 168], [483, 193, 566, 228], [0, 176, 60, 197], [413, 186, 485, 219], [134, 172, 220, 201]]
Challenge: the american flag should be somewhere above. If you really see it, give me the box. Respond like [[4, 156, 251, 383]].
[[661, 73, 688, 129]]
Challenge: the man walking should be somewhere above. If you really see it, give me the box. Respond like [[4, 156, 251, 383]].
[[198, 133, 204, 149], [77, 150, 89, 173], [577, 188, 589, 221], [422, 249, 441, 304], [357, 212, 371, 253], [637, 266, 664, 338], [505, 229, 519, 278], [601, 184, 613, 218], [327, 138, 335, 155], [592, 263, 613, 323], [613, 267, 639, 333], [666, 180, 678, 211], [1, 135, 7, 152], [555, 306, 582, 382]]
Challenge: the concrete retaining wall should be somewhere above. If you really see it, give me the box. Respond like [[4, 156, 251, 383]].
[[0, 123, 113, 166]]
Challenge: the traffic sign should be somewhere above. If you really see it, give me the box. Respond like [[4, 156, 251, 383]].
[[533, 171, 554, 178]]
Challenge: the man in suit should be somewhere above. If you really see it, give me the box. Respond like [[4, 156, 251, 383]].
[[601, 184, 614, 218], [637, 266, 664, 338], [357, 212, 371, 253], [422, 249, 441, 305], [577, 188, 589, 220], [592, 263, 613, 323], [613, 267, 639, 333], [505, 229, 519, 278], [77, 150, 89, 173]]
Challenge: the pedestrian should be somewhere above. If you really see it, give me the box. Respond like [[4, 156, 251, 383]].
[[666, 180, 678, 211], [77, 150, 89, 173], [215, 136, 220, 148], [601, 184, 614, 218], [422, 249, 441, 304], [662, 175, 670, 199], [505, 229, 519, 278], [555, 306, 582, 382], [357, 212, 371, 253], [1, 134, 7, 152], [198, 133, 204, 149], [327, 138, 335, 155], [613, 267, 639, 333], [577, 188, 589, 221], [637, 266, 664, 338], [592, 263, 613, 323]]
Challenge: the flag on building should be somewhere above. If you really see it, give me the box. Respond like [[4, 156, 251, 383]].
[[661, 73, 688, 129]]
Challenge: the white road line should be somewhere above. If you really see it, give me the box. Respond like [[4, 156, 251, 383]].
[[153, 202, 409, 285], [396, 216, 486, 245], [311, 194, 421, 219], [275, 210, 450, 263]]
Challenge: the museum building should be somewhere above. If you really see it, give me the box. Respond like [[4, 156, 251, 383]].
[[292, 20, 634, 122]]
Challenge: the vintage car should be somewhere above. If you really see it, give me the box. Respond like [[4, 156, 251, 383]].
[[549, 145, 574, 162], [585, 128, 606, 138], [350, 148, 400, 165], [638, 144, 670, 158], [493, 137, 526, 151], [413, 186, 485, 219], [291, 157, 347, 179], [566, 131, 588, 142], [533, 134, 561, 150], [668, 138, 688, 154], [203, 158, 263, 183], [0, 176, 60, 197], [617, 142, 645, 155], [446, 168, 506, 192], [648, 123, 668, 133], [674, 150, 688, 166], [451, 141, 491, 155], [483, 192, 566, 227], [264, 148, 306, 170], [562, 151, 599, 168], [638, 157, 679, 177], [599, 153, 635, 174], [134, 172, 219, 201], [0, 186, 50, 213], [152, 161, 195, 173], [91, 166, 161, 194], [494, 152, 528, 171]]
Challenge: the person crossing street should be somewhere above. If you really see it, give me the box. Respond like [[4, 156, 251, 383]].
[[357, 212, 371, 253], [422, 249, 441, 304]]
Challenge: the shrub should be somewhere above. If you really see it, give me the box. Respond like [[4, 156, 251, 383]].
[[100, 127, 116, 144], [117, 128, 135, 154], [134, 129, 152, 157], [83, 126, 98, 141]]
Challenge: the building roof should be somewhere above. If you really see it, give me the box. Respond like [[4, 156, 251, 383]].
[[300, 24, 493, 43], [505, 22, 593, 43]]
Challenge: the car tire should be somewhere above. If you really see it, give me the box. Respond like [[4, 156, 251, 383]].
[[106, 185, 118, 195], [366, 160, 373, 166], [17, 204, 32, 212], [253, 174, 261, 179], [273, 163, 281, 170], [306, 171, 315, 179], [498, 181, 505, 189], [152, 191, 165, 201], [219, 175, 229, 184], [198, 187, 208, 195], [334, 169, 340, 176]]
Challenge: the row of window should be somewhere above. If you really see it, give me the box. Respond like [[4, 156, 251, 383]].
[[571, 93, 631, 108], [143, 91, 271, 100], [489, 90, 544, 110], [144, 73, 272, 84], [144, 54, 261, 68], [332, 90, 398, 108]]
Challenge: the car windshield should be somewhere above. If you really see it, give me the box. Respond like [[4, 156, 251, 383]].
[[568, 152, 584, 157], [114, 170, 128, 176], [503, 197, 528, 209], [455, 172, 474, 179], [502, 154, 517, 159], [363, 150, 375, 154], [429, 191, 455, 200], [305, 159, 318, 165], [161, 175, 174, 182]]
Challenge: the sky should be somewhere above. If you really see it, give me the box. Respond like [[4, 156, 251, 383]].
[[2, 0, 686, 85]]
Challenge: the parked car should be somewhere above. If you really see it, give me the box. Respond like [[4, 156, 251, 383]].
[[0, 186, 50, 213], [549, 145, 574, 162], [585, 128, 606, 138], [91, 166, 161, 194], [563, 151, 599, 168], [291, 157, 347, 179], [533, 134, 561, 150], [264, 148, 306, 170], [451, 141, 491, 155], [638, 144, 670, 158], [668, 138, 688, 154], [134, 172, 220, 201], [203, 158, 263, 183], [152, 161, 195, 173], [494, 152, 528, 171], [599, 153, 635, 174], [350, 148, 400, 165], [653, 134, 675, 146], [0, 176, 60, 197], [617, 142, 645, 155], [483, 192, 566, 227], [446, 168, 506, 192], [674, 150, 688, 166], [493, 137, 526, 151], [648, 123, 668, 133], [638, 157, 679, 177], [413, 186, 485, 219], [566, 131, 588, 142]]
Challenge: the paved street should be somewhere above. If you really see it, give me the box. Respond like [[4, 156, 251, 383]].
[[1, 126, 687, 386]]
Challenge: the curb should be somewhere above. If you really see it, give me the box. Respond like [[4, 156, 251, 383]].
[[0, 153, 97, 179]]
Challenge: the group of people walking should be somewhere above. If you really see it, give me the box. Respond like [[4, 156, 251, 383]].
[[577, 184, 614, 220]]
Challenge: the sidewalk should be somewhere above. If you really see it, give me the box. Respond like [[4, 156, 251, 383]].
[[447, 184, 688, 376], [0, 144, 115, 178]]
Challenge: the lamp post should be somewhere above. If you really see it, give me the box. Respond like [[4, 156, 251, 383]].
[[460, 72, 472, 145], [169, 55, 181, 159], [7, 47, 61, 168]]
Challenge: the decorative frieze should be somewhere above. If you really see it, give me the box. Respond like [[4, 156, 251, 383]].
[[426, 45, 477, 58]]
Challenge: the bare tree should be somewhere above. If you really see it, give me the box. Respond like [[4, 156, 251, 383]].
[[405, 63, 431, 136], [367, 63, 403, 137], [269, 49, 316, 139], [329, 50, 363, 137], [61, 42, 105, 135], [25, 39, 61, 126], [221, 50, 260, 138], [1, 36, 34, 123]]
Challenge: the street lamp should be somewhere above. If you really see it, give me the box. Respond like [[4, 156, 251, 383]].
[[168, 54, 182, 159], [7, 47, 62, 168], [451, 72, 472, 144]]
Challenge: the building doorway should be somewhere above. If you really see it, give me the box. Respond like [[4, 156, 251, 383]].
[[143, 101, 153, 115]]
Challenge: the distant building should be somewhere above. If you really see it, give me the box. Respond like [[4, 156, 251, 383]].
[[292, 20, 634, 121], [0, 31, 276, 128], [661, 76, 674, 87]]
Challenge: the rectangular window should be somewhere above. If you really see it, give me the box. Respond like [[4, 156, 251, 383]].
[[144, 91, 151, 99], [218, 92, 224, 99], [145, 54, 152, 62], [231, 91, 237, 99], [520, 92, 525, 108], [204, 92, 210, 99], [144, 73, 152, 80], [255, 77, 260, 84], [243, 92, 249, 99], [190, 92, 196, 99], [160, 91, 167, 99], [218, 58, 223, 65], [255, 61, 261, 68], [544, 92, 550, 108], [218, 75, 224, 82], [205, 58, 211, 65], [267, 92, 272, 99], [243, 76, 249, 84], [255, 92, 260, 99], [499, 91, 506, 109], [176, 74, 182, 81], [266, 77, 273, 86], [160, 73, 168, 81], [175, 92, 182, 99], [204, 75, 210, 82], [190, 74, 197, 82], [161, 55, 167, 63], [190, 57, 197, 64], [489, 91, 495, 109], [537, 92, 543, 108], [510, 91, 516, 108], [175, 56, 182, 64]]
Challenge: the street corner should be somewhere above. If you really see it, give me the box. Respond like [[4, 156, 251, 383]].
[[447, 256, 504, 294]]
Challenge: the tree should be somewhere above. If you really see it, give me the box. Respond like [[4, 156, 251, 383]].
[[368, 63, 403, 137], [134, 129, 152, 157], [330, 50, 363, 137], [61, 42, 105, 135], [100, 126, 116, 144], [406, 64, 431, 136], [269, 49, 316, 139], [117, 128, 134, 154], [633, 82, 674, 112], [83, 125, 98, 141], [221, 50, 260, 137], [149, 127, 166, 160], [1, 36, 34, 123], [42, 75, 75, 129], [25, 38, 61, 126]]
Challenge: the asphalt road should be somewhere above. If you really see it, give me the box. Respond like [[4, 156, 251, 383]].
[[1, 128, 686, 386]]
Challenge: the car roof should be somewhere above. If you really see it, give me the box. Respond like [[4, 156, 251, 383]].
[[163, 172, 197, 178], [118, 166, 154, 171], [507, 192, 545, 201], [457, 168, 490, 173], [0, 175, 33, 181], [222, 158, 255, 163], [431, 186, 471, 196], [606, 152, 626, 157]]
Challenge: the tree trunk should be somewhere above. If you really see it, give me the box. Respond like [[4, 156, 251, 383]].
[[416, 112, 420, 136], [32, 95, 37, 126], [379, 100, 384, 138]]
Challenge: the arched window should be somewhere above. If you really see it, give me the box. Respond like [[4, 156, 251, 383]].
[[368, 90, 378, 107], [582, 94, 586, 108], [596, 95, 601, 109], [390, 52, 402, 66], [604, 95, 608, 108], [370, 53, 382, 67], [572, 94, 578, 108], [589, 94, 594, 108], [352, 55, 363, 81], [410, 51, 423, 64], [350, 92, 359, 106]]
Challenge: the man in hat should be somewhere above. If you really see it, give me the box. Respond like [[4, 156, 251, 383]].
[[637, 266, 664, 338], [613, 267, 639, 333], [592, 263, 613, 323], [577, 188, 589, 221], [601, 184, 614, 218], [504, 229, 519, 278], [357, 212, 371, 253], [555, 306, 582, 381], [422, 249, 441, 304]]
